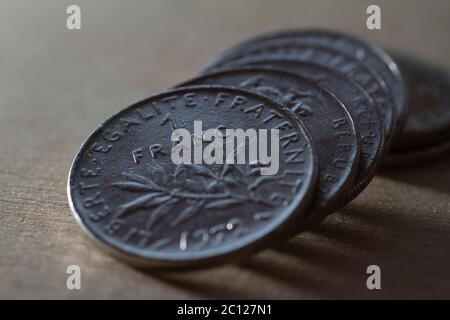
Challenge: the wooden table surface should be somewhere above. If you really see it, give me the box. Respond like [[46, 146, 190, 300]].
[[1, 0, 449, 299]]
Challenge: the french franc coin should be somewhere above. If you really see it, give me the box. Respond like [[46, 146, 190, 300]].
[[206, 60, 386, 208], [178, 67, 360, 225], [201, 43, 397, 156], [206, 29, 408, 130], [68, 86, 318, 268], [389, 53, 450, 151]]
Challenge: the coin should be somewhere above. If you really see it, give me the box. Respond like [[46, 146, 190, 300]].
[[202, 43, 397, 155], [206, 29, 408, 130], [204, 60, 385, 208], [389, 53, 450, 151], [178, 67, 360, 221], [68, 86, 318, 268]]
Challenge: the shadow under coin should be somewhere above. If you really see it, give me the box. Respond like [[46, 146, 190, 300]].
[[152, 270, 260, 299], [262, 204, 450, 298]]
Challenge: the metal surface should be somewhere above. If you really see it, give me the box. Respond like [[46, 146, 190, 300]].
[[67, 86, 318, 268], [178, 67, 360, 222]]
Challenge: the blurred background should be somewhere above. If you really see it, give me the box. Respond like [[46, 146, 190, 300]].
[[1, 0, 449, 299]]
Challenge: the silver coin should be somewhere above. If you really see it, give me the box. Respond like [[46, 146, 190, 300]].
[[68, 86, 318, 268]]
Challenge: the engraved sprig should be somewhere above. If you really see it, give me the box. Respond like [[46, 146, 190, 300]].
[[111, 159, 285, 229]]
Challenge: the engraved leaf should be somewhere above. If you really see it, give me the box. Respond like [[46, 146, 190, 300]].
[[111, 181, 154, 192], [122, 173, 150, 184], [225, 164, 248, 184], [207, 180, 220, 192], [171, 199, 205, 227], [122, 172, 160, 190], [222, 177, 239, 188], [173, 164, 185, 181], [146, 162, 168, 184], [199, 176, 209, 191], [146, 198, 179, 229], [182, 178, 205, 193], [144, 195, 173, 208], [220, 163, 231, 177], [154, 166, 168, 184], [205, 198, 245, 209], [184, 164, 216, 178], [115, 192, 162, 218], [249, 167, 262, 176], [247, 161, 264, 176], [248, 176, 279, 191]]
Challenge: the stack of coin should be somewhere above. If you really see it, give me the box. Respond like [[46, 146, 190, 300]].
[[68, 29, 450, 268]]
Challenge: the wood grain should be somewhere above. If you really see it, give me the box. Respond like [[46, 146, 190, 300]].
[[1, 0, 449, 299]]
